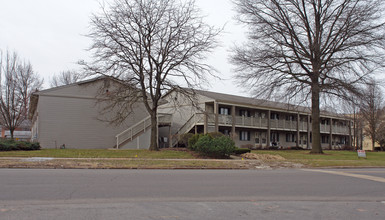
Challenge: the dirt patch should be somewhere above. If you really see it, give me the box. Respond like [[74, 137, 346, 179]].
[[240, 153, 286, 161], [0, 155, 304, 170]]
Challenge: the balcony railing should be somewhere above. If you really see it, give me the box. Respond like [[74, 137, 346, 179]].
[[184, 113, 349, 136], [202, 114, 349, 135]]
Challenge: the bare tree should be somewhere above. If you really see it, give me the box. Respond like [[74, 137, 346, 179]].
[[0, 50, 43, 139], [360, 81, 384, 150], [83, 0, 220, 150], [50, 70, 82, 87], [376, 116, 385, 150], [231, 0, 385, 153], [341, 99, 364, 150]]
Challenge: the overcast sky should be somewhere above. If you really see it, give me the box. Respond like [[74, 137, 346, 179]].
[[0, 0, 247, 96]]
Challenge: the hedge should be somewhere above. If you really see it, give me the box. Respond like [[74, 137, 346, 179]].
[[193, 135, 236, 158], [0, 139, 41, 151]]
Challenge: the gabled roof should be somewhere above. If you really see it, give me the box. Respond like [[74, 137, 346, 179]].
[[33, 76, 106, 95]]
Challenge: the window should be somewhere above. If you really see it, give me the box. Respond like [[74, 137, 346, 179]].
[[270, 132, 279, 142], [239, 109, 250, 117], [219, 107, 230, 115], [240, 131, 250, 141], [285, 134, 296, 142], [271, 113, 279, 120], [321, 135, 329, 144], [255, 132, 260, 143], [222, 129, 230, 136], [286, 134, 290, 142], [285, 115, 294, 121]]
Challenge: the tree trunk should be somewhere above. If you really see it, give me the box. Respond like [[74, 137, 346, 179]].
[[10, 129, 14, 140], [149, 113, 159, 151], [311, 84, 323, 154]]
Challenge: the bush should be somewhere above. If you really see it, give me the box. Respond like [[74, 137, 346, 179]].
[[0, 139, 41, 151], [193, 135, 236, 158], [233, 148, 251, 155], [178, 133, 194, 148], [188, 133, 203, 150]]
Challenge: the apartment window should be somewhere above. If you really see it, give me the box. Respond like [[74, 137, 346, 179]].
[[271, 113, 279, 120], [270, 132, 279, 142], [239, 110, 250, 117], [286, 134, 296, 142], [240, 131, 250, 141], [255, 132, 260, 144], [257, 112, 266, 118], [222, 129, 230, 136], [285, 115, 295, 121], [219, 107, 230, 115], [321, 135, 329, 144]]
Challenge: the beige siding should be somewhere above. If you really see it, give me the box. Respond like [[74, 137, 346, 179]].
[[120, 129, 151, 149], [159, 92, 213, 135], [36, 82, 149, 149]]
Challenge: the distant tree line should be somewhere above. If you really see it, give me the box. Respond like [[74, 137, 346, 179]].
[[0, 50, 43, 139]]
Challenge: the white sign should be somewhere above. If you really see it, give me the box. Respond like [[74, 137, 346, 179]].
[[357, 150, 366, 158]]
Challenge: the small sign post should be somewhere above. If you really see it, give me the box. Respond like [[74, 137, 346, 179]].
[[357, 150, 366, 159]]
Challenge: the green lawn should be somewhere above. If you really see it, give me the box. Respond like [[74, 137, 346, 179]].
[[0, 149, 195, 159], [251, 150, 385, 167], [0, 149, 384, 168]]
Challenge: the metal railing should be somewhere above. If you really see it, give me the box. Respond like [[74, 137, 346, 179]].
[[115, 114, 172, 149], [168, 113, 350, 148], [171, 113, 204, 147]]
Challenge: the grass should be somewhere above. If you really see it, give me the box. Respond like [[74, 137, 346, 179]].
[[0, 158, 240, 169], [0, 149, 384, 168], [0, 149, 195, 159], [251, 150, 385, 167]]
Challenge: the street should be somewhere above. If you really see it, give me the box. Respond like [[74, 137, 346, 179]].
[[1, 168, 384, 219]]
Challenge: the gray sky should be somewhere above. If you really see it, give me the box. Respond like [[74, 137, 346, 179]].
[[0, 0, 247, 96]]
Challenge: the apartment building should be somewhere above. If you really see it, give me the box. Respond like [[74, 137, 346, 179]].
[[162, 90, 352, 149], [29, 78, 351, 149]]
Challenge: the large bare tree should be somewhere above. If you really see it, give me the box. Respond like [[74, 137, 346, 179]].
[[84, 0, 219, 150], [50, 70, 82, 87], [231, 0, 385, 153], [0, 50, 43, 139], [360, 81, 384, 150]]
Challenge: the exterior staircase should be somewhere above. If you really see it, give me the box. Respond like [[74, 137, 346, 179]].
[[115, 114, 172, 149], [171, 113, 204, 147]]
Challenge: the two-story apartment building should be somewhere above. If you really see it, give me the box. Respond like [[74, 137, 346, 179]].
[[29, 78, 351, 150], [161, 90, 351, 149]]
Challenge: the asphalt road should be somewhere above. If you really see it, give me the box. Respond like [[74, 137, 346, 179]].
[[0, 168, 384, 220]]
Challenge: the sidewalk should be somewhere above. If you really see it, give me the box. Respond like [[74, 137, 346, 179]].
[[0, 157, 304, 170]]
